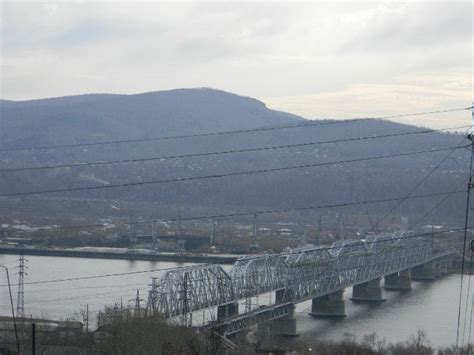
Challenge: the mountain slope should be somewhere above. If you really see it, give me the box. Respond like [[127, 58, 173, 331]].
[[0, 88, 468, 226], [0, 88, 301, 149]]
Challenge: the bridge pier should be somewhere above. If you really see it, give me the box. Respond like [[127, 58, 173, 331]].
[[269, 305, 297, 337], [217, 302, 239, 322], [436, 261, 448, 277], [309, 290, 346, 318], [411, 262, 436, 281], [351, 278, 386, 302], [447, 257, 456, 273], [384, 269, 412, 290]]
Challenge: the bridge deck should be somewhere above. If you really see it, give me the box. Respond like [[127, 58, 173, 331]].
[[147, 233, 456, 335]]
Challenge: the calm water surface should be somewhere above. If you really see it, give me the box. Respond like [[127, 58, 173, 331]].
[[0, 254, 193, 324], [294, 274, 473, 347], [0, 254, 472, 347]]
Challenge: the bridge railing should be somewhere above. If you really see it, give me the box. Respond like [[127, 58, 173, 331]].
[[147, 231, 453, 322]]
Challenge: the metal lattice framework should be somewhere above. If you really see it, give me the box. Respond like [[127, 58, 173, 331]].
[[147, 264, 234, 318], [147, 231, 455, 333]]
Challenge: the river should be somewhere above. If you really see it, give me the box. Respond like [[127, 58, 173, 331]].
[[0, 254, 472, 348]]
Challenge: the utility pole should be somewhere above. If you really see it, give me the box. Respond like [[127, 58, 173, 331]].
[[456, 102, 474, 349], [0, 265, 20, 354], [32, 322, 36, 355], [86, 304, 89, 332], [250, 213, 259, 251], [210, 221, 217, 246], [120, 297, 124, 322], [130, 212, 135, 238], [316, 214, 322, 245], [178, 212, 183, 237], [16, 254, 27, 318], [129, 290, 144, 316], [335, 213, 344, 240], [151, 219, 158, 252], [128, 212, 137, 250], [151, 219, 155, 239]]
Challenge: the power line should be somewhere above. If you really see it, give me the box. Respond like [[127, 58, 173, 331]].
[[0, 145, 467, 197], [153, 190, 466, 224], [1, 119, 363, 153], [0, 290, 138, 307], [461, 127, 474, 348], [369, 137, 466, 232], [25, 282, 147, 293], [1, 264, 199, 288], [462, 250, 474, 347], [410, 179, 468, 229], [0, 125, 469, 173], [0, 226, 468, 289], [456, 143, 473, 347], [1, 188, 466, 235], [30, 289, 139, 304], [466, 250, 474, 348], [0, 107, 469, 153]]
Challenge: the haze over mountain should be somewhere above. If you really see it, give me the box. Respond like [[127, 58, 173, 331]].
[[0, 88, 468, 226]]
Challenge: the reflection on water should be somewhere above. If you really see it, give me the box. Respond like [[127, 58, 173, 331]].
[[0, 254, 193, 325], [0, 254, 472, 347], [295, 274, 473, 348]]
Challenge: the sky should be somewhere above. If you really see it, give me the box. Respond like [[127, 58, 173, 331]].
[[1, 1, 472, 128]]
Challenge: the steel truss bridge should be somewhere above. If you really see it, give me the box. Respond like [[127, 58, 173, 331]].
[[146, 231, 455, 336]]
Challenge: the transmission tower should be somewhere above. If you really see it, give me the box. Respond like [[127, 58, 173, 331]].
[[250, 213, 259, 251], [16, 254, 27, 318], [210, 221, 217, 246], [178, 212, 183, 237], [129, 289, 144, 316]]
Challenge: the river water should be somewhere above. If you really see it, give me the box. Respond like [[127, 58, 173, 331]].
[[0, 254, 472, 348]]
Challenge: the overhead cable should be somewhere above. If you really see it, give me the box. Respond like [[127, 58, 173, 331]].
[[0, 125, 469, 173], [0, 107, 469, 153], [0, 226, 468, 288], [0, 145, 467, 197]]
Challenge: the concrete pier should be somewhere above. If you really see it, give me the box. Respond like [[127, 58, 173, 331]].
[[447, 257, 456, 273], [384, 269, 412, 290], [217, 302, 239, 321], [309, 290, 346, 318], [436, 261, 448, 277], [411, 262, 436, 280], [269, 306, 298, 337], [351, 278, 386, 302]]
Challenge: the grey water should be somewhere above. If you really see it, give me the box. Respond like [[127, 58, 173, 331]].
[[294, 276, 473, 348], [0, 254, 192, 325], [0, 254, 472, 348]]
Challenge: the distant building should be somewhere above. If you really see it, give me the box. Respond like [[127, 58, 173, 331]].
[[278, 228, 292, 237], [129, 234, 210, 252], [257, 227, 272, 237], [421, 225, 444, 232]]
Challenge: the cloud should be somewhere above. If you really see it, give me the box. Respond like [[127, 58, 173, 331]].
[[264, 68, 472, 129], [1, 1, 472, 129], [345, 2, 471, 51]]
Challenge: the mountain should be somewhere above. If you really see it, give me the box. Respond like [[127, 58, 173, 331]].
[[0, 88, 468, 226], [0, 89, 301, 149]]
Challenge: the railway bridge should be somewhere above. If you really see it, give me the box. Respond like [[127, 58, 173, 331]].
[[146, 231, 456, 339]]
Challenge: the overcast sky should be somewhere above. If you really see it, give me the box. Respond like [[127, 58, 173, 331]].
[[1, 1, 472, 128]]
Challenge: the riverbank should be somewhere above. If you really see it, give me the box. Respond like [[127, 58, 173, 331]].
[[0, 245, 239, 263], [1, 311, 472, 355]]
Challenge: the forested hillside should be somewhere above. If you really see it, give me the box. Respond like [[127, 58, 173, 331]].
[[0, 88, 468, 225]]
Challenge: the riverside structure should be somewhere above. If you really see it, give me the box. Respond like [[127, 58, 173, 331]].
[[146, 231, 457, 339]]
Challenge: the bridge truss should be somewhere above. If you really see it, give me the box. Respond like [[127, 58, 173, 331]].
[[147, 232, 455, 334]]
